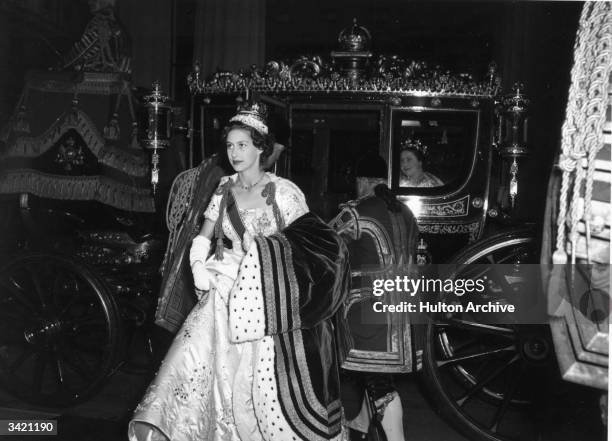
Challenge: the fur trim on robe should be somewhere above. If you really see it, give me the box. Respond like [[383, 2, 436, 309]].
[[229, 212, 350, 440]]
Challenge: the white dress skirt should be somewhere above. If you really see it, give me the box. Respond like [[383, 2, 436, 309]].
[[128, 206, 277, 441]]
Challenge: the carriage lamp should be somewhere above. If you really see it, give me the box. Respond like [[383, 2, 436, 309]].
[[140, 81, 172, 194], [498, 83, 530, 208]]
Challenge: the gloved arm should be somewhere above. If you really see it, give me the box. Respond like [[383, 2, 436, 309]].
[[189, 235, 217, 291]]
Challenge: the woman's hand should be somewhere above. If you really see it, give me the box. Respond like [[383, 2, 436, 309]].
[[190, 235, 217, 291], [191, 261, 217, 291]]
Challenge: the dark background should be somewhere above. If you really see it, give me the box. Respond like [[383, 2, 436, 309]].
[[0, 0, 583, 223], [0, 3, 604, 441]]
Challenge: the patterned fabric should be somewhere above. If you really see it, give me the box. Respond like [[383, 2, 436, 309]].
[[204, 174, 281, 247], [0, 108, 153, 212], [205, 173, 307, 228], [339, 195, 419, 365], [131, 176, 347, 441], [399, 171, 443, 188], [337, 195, 418, 424], [161, 167, 201, 274], [61, 6, 131, 73], [229, 213, 349, 440], [155, 157, 225, 333]]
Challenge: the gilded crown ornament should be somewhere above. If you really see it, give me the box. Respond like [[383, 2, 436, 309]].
[[332, 18, 373, 81], [400, 138, 428, 156], [187, 19, 501, 97], [229, 101, 269, 135], [338, 18, 372, 52]]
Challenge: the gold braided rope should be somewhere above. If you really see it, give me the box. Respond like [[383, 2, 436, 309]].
[[554, 2, 612, 264]]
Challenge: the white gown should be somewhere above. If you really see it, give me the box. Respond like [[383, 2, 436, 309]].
[[128, 173, 308, 441]]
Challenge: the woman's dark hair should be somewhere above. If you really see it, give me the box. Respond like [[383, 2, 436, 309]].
[[355, 149, 388, 178], [400, 147, 424, 163], [221, 122, 275, 166], [374, 183, 403, 213]]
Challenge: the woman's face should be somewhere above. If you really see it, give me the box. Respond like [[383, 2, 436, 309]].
[[400, 150, 423, 178], [226, 128, 262, 173]]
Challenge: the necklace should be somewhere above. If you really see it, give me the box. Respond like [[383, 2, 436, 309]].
[[237, 172, 266, 191]]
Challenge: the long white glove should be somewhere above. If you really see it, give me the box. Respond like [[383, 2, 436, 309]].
[[189, 236, 217, 291]]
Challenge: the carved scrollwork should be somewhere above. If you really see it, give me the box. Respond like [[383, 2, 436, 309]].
[[188, 18, 500, 96], [290, 56, 323, 78], [417, 221, 481, 242], [419, 196, 470, 217], [328, 202, 361, 241], [188, 55, 500, 97], [166, 167, 200, 236]]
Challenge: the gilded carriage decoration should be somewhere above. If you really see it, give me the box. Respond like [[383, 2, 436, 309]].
[[59, 0, 131, 74], [417, 221, 481, 243], [187, 17, 500, 98], [0, 73, 153, 212], [416, 195, 470, 217], [0, 2, 161, 408], [1, 7, 606, 441], [182, 17, 572, 441], [188, 55, 500, 97]]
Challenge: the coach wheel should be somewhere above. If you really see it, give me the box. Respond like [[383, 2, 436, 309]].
[[418, 231, 557, 441], [0, 253, 121, 407]]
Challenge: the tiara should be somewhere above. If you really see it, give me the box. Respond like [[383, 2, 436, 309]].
[[229, 101, 269, 135], [400, 138, 428, 156]]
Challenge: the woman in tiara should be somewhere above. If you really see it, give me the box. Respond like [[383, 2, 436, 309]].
[[129, 102, 348, 441], [398, 139, 443, 188]]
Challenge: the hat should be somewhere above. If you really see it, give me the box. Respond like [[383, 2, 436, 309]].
[[355, 150, 388, 178]]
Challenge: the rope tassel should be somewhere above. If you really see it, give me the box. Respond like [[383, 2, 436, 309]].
[[553, 2, 612, 264], [214, 182, 231, 260]]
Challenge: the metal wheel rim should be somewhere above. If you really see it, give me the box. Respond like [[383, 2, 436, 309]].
[[426, 236, 552, 440], [0, 253, 119, 406]]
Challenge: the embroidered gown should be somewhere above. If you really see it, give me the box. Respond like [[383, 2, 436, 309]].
[[399, 171, 443, 188], [129, 173, 346, 441]]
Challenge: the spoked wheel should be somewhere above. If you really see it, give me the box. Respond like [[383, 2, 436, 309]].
[[0, 253, 121, 407], [419, 230, 557, 441]]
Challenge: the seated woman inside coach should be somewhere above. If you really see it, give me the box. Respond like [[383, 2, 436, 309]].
[[398, 139, 444, 188]]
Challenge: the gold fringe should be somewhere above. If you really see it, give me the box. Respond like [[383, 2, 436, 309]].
[[2, 110, 149, 177], [0, 169, 155, 213]]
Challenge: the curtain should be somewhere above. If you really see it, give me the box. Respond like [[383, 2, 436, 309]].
[[117, 0, 173, 90], [193, 0, 266, 79]]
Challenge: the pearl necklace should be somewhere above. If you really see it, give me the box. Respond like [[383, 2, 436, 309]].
[[237, 173, 266, 191]]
